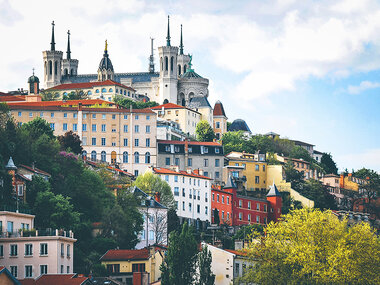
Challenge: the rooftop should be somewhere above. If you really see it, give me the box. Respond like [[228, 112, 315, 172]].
[[100, 248, 150, 261], [213, 100, 227, 117], [47, 79, 135, 92], [20, 274, 89, 285], [157, 140, 221, 146], [152, 167, 213, 180], [228, 119, 251, 133]]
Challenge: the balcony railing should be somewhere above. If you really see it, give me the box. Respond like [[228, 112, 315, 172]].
[[0, 205, 32, 215], [0, 229, 74, 239]]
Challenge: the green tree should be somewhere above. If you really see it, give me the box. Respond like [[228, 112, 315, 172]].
[[161, 223, 198, 285], [289, 146, 313, 162], [40, 91, 59, 101], [57, 131, 83, 154], [196, 120, 215, 142], [244, 208, 380, 285], [320, 152, 338, 174], [114, 96, 158, 109], [133, 172, 175, 209], [21, 117, 54, 140], [167, 207, 180, 234], [26, 175, 50, 208], [0, 103, 11, 129], [197, 245, 215, 285], [221, 131, 248, 154], [66, 89, 88, 100]]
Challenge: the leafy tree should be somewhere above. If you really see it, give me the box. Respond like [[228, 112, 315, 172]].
[[21, 117, 54, 140], [133, 172, 175, 209], [31, 134, 60, 170], [66, 89, 88, 100], [197, 245, 215, 285], [114, 96, 158, 109], [284, 160, 304, 190], [320, 152, 338, 174], [40, 91, 59, 101], [161, 223, 199, 285], [0, 103, 11, 129], [221, 131, 248, 154], [234, 224, 263, 241], [167, 207, 180, 234], [298, 179, 337, 210], [196, 120, 215, 142], [57, 131, 83, 154], [289, 146, 312, 162], [244, 208, 380, 284], [26, 175, 50, 208]]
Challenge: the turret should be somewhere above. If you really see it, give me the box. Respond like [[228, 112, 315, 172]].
[[28, 69, 40, 95], [266, 181, 282, 222], [62, 30, 79, 77], [97, 40, 114, 81], [213, 100, 228, 140]]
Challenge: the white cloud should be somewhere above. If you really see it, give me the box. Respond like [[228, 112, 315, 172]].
[[347, 81, 380, 94]]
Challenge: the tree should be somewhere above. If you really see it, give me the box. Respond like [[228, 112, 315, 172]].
[[57, 131, 83, 154], [320, 152, 338, 174], [26, 175, 50, 208], [160, 223, 198, 285], [114, 96, 158, 109], [244, 208, 380, 284], [40, 91, 59, 101], [21, 117, 54, 140], [221, 131, 248, 154], [66, 89, 88, 100], [133, 172, 176, 209], [289, 146, 312, 162], [150, 208, 168, 245], [196, 120, 215, 142], [167, 207, 180, 234], [197, 245, 215, 285]]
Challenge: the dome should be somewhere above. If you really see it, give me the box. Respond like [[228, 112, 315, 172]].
[[28, 74, 40, 84], [228, 119, 251, 133], [98, 50, 114, 72], [181, 70, 203, 79]]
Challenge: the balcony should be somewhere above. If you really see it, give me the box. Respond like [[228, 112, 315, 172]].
[[0, 205, 32, 215], [0, 229, 75, 239]]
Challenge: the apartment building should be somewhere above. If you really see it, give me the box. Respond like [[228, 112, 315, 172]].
[[0, 210, 76, 279], [8, 100, 157, 176], [157, 140, 224, 183]]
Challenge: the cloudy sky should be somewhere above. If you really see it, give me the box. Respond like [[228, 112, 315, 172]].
[[1, 0, 380, 172]]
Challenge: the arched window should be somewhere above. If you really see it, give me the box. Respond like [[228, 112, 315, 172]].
[[63, 92, 68, 96], [163, 99, 169, 104], [87, 91, 92, 95], [101, 151, 106, 162], [123, 152, 128, 163], [54, 61, 58, 75], [134, 152, 139, 163], [82, 150, 87, 159], [160, 57, 163, 71], [120, 89, 123, 94], [165, 57, 168, 71], [95, 89, 99, 93], [49, 61, 52, 75], [109, 88, 113, 92], [91, 151, 97, 161], [184, 65, 187, 73], [145, 152, 151, 164], [70, 68, 74, 76], [124, 90, 126, 95], [170, 56, 174, 71], [101, 88, 107, 93], [178, 65, 181, 76], [64, 69, 68, 76]]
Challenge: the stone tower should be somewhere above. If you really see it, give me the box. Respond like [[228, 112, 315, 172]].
[[62, 30, 79, 77], [43, 21, 63, 88], [177, 24, 190, 78], [97, 40, 114, 81], [158, 16, 178, 104], [28, 69, 40, 95]]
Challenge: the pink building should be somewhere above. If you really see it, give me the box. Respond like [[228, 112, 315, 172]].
[[0, 210, 76, 280]]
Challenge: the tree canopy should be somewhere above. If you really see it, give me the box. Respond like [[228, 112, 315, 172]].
[[57, 131, 83, 154], [320, 152, 338, 174], [114, 96, 158, 109], [196, 120, 215, 142]]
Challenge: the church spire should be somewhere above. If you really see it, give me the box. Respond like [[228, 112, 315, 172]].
[[66, 30, 71, 60], [149, 37, 155, 73], [166, 15, 171, 46], [179, 24, 184, 55], [50, 21, 56, 51]]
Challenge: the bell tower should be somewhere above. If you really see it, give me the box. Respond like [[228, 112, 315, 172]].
[[177, 24, 190, 78], [158, 16, 178, 104], [43, 21, 63, 88], [62, 30, 79, 78], [97, 40, 115, 81]]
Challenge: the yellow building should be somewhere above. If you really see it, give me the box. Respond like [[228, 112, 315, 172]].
[[225, 152, 268, 191], [100, 246, 166, 284], [340, 173, 367, 192]]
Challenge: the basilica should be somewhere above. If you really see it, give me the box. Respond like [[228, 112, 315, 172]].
[[42, 17, 210, 109]]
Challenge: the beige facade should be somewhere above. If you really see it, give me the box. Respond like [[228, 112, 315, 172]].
[[9, 102, 157, 176]]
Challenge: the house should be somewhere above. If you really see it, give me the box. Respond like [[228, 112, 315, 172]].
[[19, 274, 92, 284], [212, 101, 228, 141], [156, 119, 186, 141], [99, 246, 166, 284], [291, 139, 314, 156], [133, 187, 168, 249], [157, 139, 224, 183], [210, 185, 233, 225], [313, 150, 323, 162], [0, 266, 21, 285], [149, 166, 212, 226], [0, 210, 76, 279]]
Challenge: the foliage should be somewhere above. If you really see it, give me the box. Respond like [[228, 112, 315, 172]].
[[63, 90, 88, 100], [40, 91, 59, 101], [195, 120, 215, 142], [289, 146, 313, 162], [244, 208, 380, 285], [161, 223, 199, 285], [197, 245, 215, 285], [0, 103, 11, 129], [133, 172, 176, 209], [221, 131, 248, 154], [320, 152, 338, 174], [114, 96, 158, 109], [167, 207, 180, 234], [234, 224, 264, 241], [57, 131, 83, 154], [26, 175, 51, 208], [21, 117, 55, 140]]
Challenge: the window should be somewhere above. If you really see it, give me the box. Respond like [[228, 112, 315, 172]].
[[146, 125, 150, 133], [255, 176, 260, 184], [92, 124, 97, 132], [175, 158, 179, 166], [101, 151, 106, 162], [239, 200, 242, 207], [165, 157, 170, 166], [25, 244, 33, 256], [91, 151, 97, 161], [101, 138, 106, 146], [204, 171, 209, 177], [64, 113, 68, 118], [264, 204, 267, 212], [123, 125, 128, 133], [67, 266, 70, 273], [112, 114, 116, 119], [145, 152, 151, 163], [73, 123, 77, 131], [123, 152, 128, 163], [146, 115, 150, 120], [50, 123, 55, 130], [10, 244, 18, 256], [135, 139, 139, 146], [92, 114, 96, 119], [189, 203, 192, 212], [40, 243, 48, 255], [256, 203, 260, 211], [239, 212, 242, 220], [204, 159, 209, 167], [256, 215, 260, 223], [100, 124, 106, 132], [10, 266, 17, 278], [248, 214, 251, 221], [0, 245, 3, 257], [248, 201, 251, 209], [135, 115, 139, 120], [165, 175, 169, 182], [146, 138, 150, 147], [124, 114, 128, 119], [182, 188, 185, 197], [215, 172, 220, 179], [204, 147, 208, 153], [174, 187, 179, 196], [18, 111, 22, 117], [123, 138, 128, 146], [82, 124, 87, 131], [132, 263, 145, 273], [216, 122, 220, 128], [134, 170, 139, 176], [217, 194, 220, 202], [25, 265, 33, 278], [135, 125, 139, 133], [134, 152, 139, 163], [263, 165, 266, 171], [149, 230, 154, 240], [29, 112, 33, 117], [40, 112, 44, 117], [174, 176, 178, 182], [205, 206, 208, 215], [215, 159, 220, 167], [61, 265, 64, 273], [18, 185, 23, 196], [227, 212, 230, 220], [222, 211, 225, 219], [67, 244, 70, 257], [40, 265, 48, 275], [183, 201, 185, 211], [61, 243, 64, 256], [95, 89, 99, 93], [188, 158, 192, 166], [197, 204, 200, 213], [73, 113, 77, 118], [227, 196, 230, 204], [91, 137, 96, 146]]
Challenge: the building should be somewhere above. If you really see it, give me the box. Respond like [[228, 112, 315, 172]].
[[225, 151, 268, 191], [313, 150, 323, 162], [210, 185, 233, 225], [149, 167, 212, 225], [0, 266, 21, 285], [156, 140, 224, 183], [339, 173, 367, 192], [100, 246, 166, 284], [228, 119, 251, 137], [156, 119, 186, 141], [133, 187, 168, 250], [291, 139, 314, 156], [212, 101, 228, 141], [19, 274, 92, 285], [150, 103, 201, 137], [8, 100, 157, 176], [0, 210, 76, 279]]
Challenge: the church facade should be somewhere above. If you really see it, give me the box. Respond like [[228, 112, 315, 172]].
[[43, 17, 211, 110]]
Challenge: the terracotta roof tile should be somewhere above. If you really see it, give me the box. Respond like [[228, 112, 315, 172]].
[[157, 140, 221, 146], [100, 248, 150, 261], [150, 103, 185, 110], [225, 249, 247, 256], [152, 167, 213, 180], [0, 95, 26, 102], [7, 99, 112, 107], [213, 100, 226, 117], [19, 165, 51, 177], [47, 79, 135, 92], [20, 274, 89, 285]]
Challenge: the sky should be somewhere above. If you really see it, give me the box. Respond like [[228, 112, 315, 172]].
[[1, 0, 380, 172]]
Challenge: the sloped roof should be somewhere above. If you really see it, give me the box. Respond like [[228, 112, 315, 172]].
[[267, 182, 281, 197], [180, 70, 203, 79], [188, 96, 211, 109], [133, 186, 168, 209], [47, 80, 134, 91], [100, 248, 150, 261], [213, 100, 226, 117], [152, 167, 213, 180], [0, 266, 21, 284], [157, 140, 221, 146], [228, 119, 251, 133], [20, 274, 90, 285], [7, 99, 112, 107], [150, 103, 185, 110], [19, 165, 51, 177], [225, 249, 248, 256]]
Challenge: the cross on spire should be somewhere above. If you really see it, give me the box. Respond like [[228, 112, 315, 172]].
[[50, 21, 56, 51]]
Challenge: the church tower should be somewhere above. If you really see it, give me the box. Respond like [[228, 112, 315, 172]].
[[97, 40, 114, 81], [177, 24, 191, 78], [43, 21, 63, 88], [62, 30, 79, 77], [158, 16, 178, 104]]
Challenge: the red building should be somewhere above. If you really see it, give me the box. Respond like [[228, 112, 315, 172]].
[[211, 176, 282, 226]]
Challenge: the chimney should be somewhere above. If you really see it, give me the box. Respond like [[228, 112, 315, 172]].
[[186, 167, 192, 174], [155, 192, 161, 203], [198, 169, 204, 176], [78, 102, 82, 111], [169, 165, 179, 172]]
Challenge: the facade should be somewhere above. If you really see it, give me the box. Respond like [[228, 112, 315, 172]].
[[149, 167, 212, 224], [100, 246, 166, 284], [0, 266, 21, 285], [210, 186, 233, 225], [8, 100, 157, 176], [133, 187, 168, 250], [291, 139, 315, 156], [156, 119, 186, 141], [150, 103, 201, 137], [212, 100, 228, 141], [156, 140, 224, 183], [313, 150, 323, 162], [0, 211, 76, 279]]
